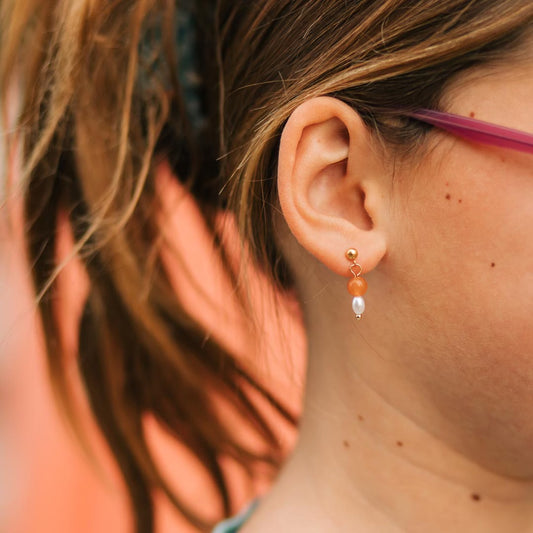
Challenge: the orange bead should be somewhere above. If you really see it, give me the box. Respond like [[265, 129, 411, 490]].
[[347, 277, 367, 296]]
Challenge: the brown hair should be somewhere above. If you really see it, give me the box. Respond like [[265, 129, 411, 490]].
[[1, 0, 532, 531]]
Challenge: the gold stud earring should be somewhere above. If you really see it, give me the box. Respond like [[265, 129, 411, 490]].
[[345, 248, 367, 320]]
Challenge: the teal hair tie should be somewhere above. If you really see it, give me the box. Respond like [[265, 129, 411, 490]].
[[138, 4, 205, 132], [175, 7, 205, 132]]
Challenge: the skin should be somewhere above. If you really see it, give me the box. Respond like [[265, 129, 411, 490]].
[[241, 55, 533, 532]]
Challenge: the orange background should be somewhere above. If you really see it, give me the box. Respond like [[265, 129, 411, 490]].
[[0, 148, 305, 532]]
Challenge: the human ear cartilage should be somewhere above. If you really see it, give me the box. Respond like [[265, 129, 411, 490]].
[[346, 248, 367, 320]]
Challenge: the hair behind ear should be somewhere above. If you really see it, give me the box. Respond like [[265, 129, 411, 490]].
[[1, 1, 297, 531]]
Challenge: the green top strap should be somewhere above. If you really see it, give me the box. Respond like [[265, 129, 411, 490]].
[[212, 499, 260, 533]]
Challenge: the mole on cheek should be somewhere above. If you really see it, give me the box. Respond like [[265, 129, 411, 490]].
[[396, 441, 403, 447], [343, 440, 350, 448], [471, 493, 482, 502], [491, 262, 496, 268], [358, 414, 364, 421], [445, 193, 451, 200]]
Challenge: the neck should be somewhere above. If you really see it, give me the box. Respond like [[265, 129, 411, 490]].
[[242, 281, 533, 533]]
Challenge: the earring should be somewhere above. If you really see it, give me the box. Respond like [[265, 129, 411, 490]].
[[345, 248, 367, 320]]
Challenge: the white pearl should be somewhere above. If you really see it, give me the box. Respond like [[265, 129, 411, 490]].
[[352, 296, 365, 318]]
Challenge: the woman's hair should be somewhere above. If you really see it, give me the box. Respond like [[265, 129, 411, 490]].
[[1, 0, 532, 531]]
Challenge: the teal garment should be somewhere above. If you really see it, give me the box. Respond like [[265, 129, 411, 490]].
[[212, 499, 260, 533]]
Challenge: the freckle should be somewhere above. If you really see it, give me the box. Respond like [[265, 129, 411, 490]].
[[469, 111, 475, 118], [445, 193, 451, 200], [396, 441, 403, 447], [358, 414, 364, 421], [471, 493, 481, 502], [343, 440, 350, 448], [491, 262, 496, 268], [445, 181, 449, 186], [458, 199, 462, 203]]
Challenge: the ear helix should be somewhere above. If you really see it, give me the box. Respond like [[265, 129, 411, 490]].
[[345, 248, 367, 320]]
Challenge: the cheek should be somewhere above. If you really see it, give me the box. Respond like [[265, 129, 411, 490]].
[[393, 144, 533, 334], [387, 145, 533, 457]]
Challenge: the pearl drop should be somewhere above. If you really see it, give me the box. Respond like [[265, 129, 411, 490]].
[[352, 296, 365, 318]]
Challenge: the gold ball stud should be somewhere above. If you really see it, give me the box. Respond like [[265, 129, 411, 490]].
[[345, 248, 358, 261]]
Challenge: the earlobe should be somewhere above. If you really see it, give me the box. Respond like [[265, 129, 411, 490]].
[[277, 96, 388, 278]]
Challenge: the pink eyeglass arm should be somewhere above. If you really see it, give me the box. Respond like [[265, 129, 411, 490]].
[[405, 109, 533, 155]]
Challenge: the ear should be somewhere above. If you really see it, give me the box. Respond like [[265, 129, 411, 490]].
[[277, 96, 388, 278]]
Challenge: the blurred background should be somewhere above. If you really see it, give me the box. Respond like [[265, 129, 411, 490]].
[[0, 131, 305, 531]]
